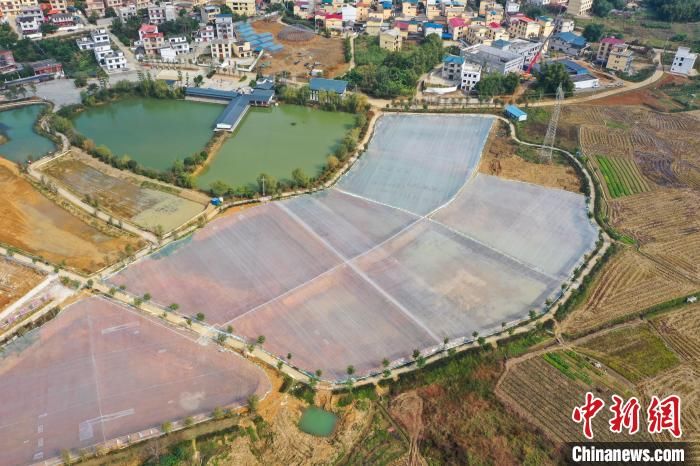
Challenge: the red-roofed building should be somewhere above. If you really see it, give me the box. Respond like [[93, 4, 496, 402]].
[[448, 17, 468, 40], [509, 16, 541, 39], [322, 12, 342, 31], [596, 36, 625, 62], [138, 23, 159, 40]]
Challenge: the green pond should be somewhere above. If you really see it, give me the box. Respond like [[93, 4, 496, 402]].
[[298, 406, 338, 437], [196, 104, 355, 190], [0, 105, 55, 163], [72, 98, 221, 171]]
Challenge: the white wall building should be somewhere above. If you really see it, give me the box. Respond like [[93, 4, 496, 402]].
[[670, 47, 697, 76], [168, 36, 191, 54], [102, 51, 128, 72], [461, 62, 482, 91]]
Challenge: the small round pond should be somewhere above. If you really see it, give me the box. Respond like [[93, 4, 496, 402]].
[[298, 406, 338, 437]]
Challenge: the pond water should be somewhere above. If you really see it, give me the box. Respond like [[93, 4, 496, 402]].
[[72, 98, 221, 171], [0, 105, 55, 163], [298, 406, 338, 437], [196, 104, 354, 190]]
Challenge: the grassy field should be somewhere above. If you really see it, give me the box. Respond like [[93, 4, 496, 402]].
[[595, 156, 651, 198], [578, 324, 680, 382], [340, 408, 407, 465]]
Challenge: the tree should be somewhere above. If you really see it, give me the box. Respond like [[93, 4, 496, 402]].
[[216, 332, 226, 344], [287, 352, 292, 360], [315, 369, 322, 377], [346, 365, 355, 376], [193, 74, 204, 87], [256, 335, 265, 346], [529, 309, 537, 320], [291, 168, 310, 188], [162, 421, 173, 434], [534, 62, 574, 98], [209, 180, 231, 197], [592, 0, 613, 17], [382, 358, 390, 368], [416, 356, 426, 368], [212, 406, 225, 420], [583, 23, 605, 42], [472, 331, 479, 338], [226, 325, 233, 333], [168, 303, 179, 311], [184, 416, 194, 427], [247, 394, 259, 413], [143, 293, 151, 301], [195, 312, 205, 321], [412, 349, 420, 359], [61, 449, 72, 465]]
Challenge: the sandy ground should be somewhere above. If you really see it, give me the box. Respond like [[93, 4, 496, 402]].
[[587, 74, 689, 112], [0, 158, 143, 273], [479, 122, 582, 193], [251, 20, 349, 79], [0, 258, 44, 311]]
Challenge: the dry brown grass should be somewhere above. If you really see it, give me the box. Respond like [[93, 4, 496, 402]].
[[479, 122, 582, 193], [0, 258, 44, 311]]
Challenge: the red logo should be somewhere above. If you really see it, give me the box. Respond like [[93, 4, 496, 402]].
[[647, 395, 682, 438], [572, 392, 605, 440], [572, 393, 683, 439]]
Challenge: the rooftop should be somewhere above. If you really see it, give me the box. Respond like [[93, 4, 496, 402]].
[[448, 17, 467, 27], [309, 77, 348, 93], [555, 32, 587, 47], [443, 54, 465, 65], [601, 36, 625, 45], [504, 104, 526, 118]]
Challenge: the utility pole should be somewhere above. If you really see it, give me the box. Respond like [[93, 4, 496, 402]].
[[539, 83, 564, 164]]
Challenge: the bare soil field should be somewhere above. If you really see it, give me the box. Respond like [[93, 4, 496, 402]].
[[587, 74, 698, 113], [251, 20, 349, 79], [480, 121, 582, 193], [499, 351, 650, 443], [0, 258, 44, 311], [563, 248, 696, 334], [40, 152, 206, 233], [0, 159, 143, 273]]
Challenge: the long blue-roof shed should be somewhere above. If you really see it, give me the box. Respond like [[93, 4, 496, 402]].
[[504, 104, 527, 122]]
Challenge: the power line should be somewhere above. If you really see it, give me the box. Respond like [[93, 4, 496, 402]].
[[539, 83, 563, 164]]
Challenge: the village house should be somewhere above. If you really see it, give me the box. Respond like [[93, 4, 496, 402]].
[[509, 15, 541, 40], [225, 0, 255, 16], [549, 31, 588, 57], [402, 0, 417, 17], [606, 43, 633, 73], [448, 17, 469, 41], [379, 28, 402, 51], [309, 77, 347, 101]]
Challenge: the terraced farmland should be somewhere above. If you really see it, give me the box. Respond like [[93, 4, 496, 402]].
[[652, 303, 700, 362]]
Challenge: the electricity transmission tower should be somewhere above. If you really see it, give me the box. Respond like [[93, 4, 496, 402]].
[[539, 84, 564, 164]]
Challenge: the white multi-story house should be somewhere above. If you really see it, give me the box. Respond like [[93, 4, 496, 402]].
[[148, 3, 176, 24], [0, 0, 39, 17], [441, 55, 481, 91], [117, 3, 137, 20], [210, 38, 252, 62], [670, 47, 697, 76], [566, 0, 592, 16], [167, 36, 191, 55], [196, 25, 216, 42], [76, 28, 110, 50], [214, 14, 234, 39], [553, 17, 574, 34], [505, 0, 520, 13], [461, 62, 482, 91], [101, 50, 127, 71], [93, 43, 113, 61], [17, 16, 42, 36]]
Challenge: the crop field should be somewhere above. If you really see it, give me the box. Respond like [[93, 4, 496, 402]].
[[0, 159, 142, 273], [0, 296, 270, 465], [594, 156, 651, 198], [578, 323, 680, 382], [652, 303, 700, 362], [41, 154, 205, 233], [0, 258, 45, 312], [580, 126, 634, 159], [639, 363, 700, 444], [499, 351, 650, 443], [563, 248, 696, 334], [108, 114, 597, 379]]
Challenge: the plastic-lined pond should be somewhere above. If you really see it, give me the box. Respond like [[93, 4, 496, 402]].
[[298, 407, 338, 437], [0, 105, 55, 163], [196, 105, 355, 190], [72, 98, 221, 171]]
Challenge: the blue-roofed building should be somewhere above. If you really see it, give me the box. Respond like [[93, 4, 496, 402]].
[[442, 54, 464, 81], [532, 59, 590, 77], [504, 104, 527, 122], [550, 32, 588, 57], [423, 22, 443, 38], [309, 77, 348, 101]]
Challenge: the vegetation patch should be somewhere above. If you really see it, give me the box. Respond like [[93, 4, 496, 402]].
[[595, 155, 650, 198], [578, 324, 680, 382]]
